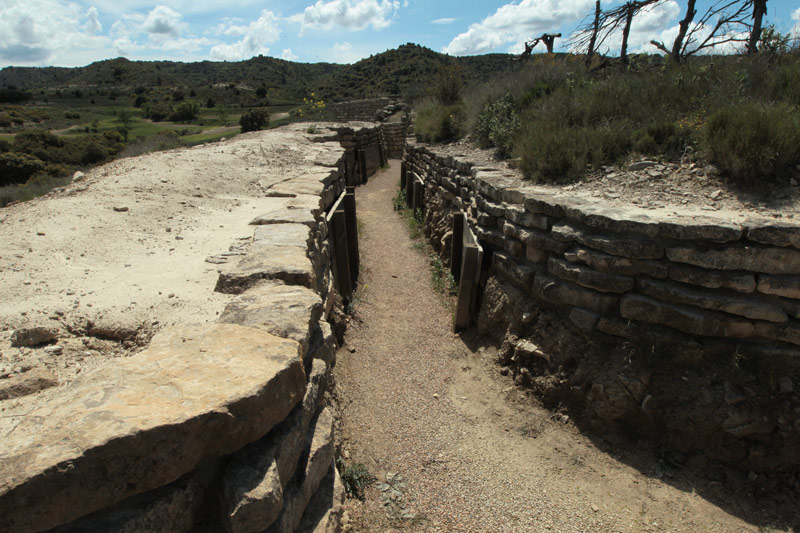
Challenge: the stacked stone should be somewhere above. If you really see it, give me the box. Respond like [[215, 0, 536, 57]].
[[403, 142, 800, 362], [382, 122, 407, 159], [0, 124, 391, 533], [320, 123, 386, 182], [332, 98, 392, 122]]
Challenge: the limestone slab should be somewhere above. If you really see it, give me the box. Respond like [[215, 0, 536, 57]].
[[222, 359, 329, 533], [757, 275, 800, 300], [657, 217, 743, 243], [551, 221, 664, 259], [667, 245, 800, 275], [0, 324, 305, 533], [504, 205, 548, 231], [637, 278, 787, 323], [533, 273, 619, 314], [215, 243, 315, 294], [548, 257, 634, 294], [253, 223, 314, 247], [668, 264, 756, 293], [620, 294, 754, 338], [746, 221, 800, 249], [218, 281, 323, 350], [265, 407, 335, 533], [297, 464, 345, 533], [568, 247, 668, 278], [249, 196, 323, 228]]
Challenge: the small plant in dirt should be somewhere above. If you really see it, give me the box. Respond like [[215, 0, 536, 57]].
[[377, 471, 424, 525], [430, 254, 457, 296], [338, 460, 375, 500], [392, 188, 406, 211]]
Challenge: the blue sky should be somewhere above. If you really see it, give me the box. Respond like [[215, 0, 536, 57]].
[[1, 0, 799, 68]]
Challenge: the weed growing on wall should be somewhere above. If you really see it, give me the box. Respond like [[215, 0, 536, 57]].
[[337, 460, 375, 500]]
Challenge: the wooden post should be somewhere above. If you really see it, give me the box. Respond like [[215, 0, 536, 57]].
[[400, 161, 407, 190], [451, 212, 464, 283], [412, 175, 424, 214], [358, 149, 367, 184], [344, 187, 359, 284], [454, 220, 483, 332], [405, 171, 414, 207], [331, 209, 352, 302]]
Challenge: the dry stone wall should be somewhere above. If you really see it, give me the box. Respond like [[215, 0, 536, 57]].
[[403, 140, 800, 473], [332, 99, 409, 159], [0, 123, 386, 532]]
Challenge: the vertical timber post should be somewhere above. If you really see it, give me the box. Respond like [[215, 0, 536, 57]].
[[331, 208, 352, 302], [451, 212, 464, 283], [412, 175, 424, 214], [358, 149, 367, 184], [405, 171, 414, 207], [400, 161, 407, 190], [454, 219, 483, 332], [344, 187, 359, 285]]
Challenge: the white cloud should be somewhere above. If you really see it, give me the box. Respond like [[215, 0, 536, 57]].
[[792, 7, 800, 37], [296, 0, 401, 35], [142, 5, 185, 37], [443, 0, 594, 56], [209, 10, 281, 61], [0, 0, 113, 66], [85, 7, 103, 34], [328, 41, 364, 62], [281, 48, 298, 60], [431, 17, 456, 25]]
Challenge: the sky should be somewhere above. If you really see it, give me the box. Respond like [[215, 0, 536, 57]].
[[1, 0, 799, 68]]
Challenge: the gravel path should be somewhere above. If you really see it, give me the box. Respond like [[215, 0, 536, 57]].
[[333, 162, 767, 532]]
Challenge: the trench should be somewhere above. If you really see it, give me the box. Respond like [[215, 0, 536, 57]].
[[333, 161, 798, 532]]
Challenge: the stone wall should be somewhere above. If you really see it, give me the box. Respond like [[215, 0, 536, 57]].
[[403, 140, 800, 473], [333, 98, 395, 122], [0, 124, 386, 532]]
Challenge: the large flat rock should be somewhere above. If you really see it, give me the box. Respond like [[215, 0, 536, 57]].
[[216, 243, 315, 294], [0, 323, 306, 533], [218, 281, 323, 350]]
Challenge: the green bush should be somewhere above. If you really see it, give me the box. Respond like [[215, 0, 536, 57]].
[[0, 152, 46, 185], [475, 93, 519, 159], [705, 103, 800, 186], [415, 99, 461, 143], [169, 101, 200, 122], [143, 101, 172, 122], [239, 107, 270, 133]]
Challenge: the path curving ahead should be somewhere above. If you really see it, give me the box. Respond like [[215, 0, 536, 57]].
[[333, 161, 760, 532]]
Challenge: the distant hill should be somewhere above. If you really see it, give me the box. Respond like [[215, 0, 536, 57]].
[[0, 44, 515, 103]]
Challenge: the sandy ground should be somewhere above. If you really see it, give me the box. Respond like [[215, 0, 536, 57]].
[[0, 126, 340, 421], [334, 162, 794, 532]]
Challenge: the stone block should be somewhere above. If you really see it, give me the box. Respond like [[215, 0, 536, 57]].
[[523, 193, 566, 217], [754, 321, 800, 347], [0, 324, 306, 533], [658, 217, 743, 243], [667, 244, 800, 275], [569, 307, 600, 332], [637, 277, 787, 322], [551, 221, 664, 259], [253, 224, 314, 248], [215, 243, 315, 294], [620, 294, 754, 338], [476, 197, 505, 217], [520, 229, 570, 254], [475, 226, 505, 248], [757, 275, 800, 300], [548, 257, 635, 294], [568, 247, 668, 278], [747, 221, 800, 248], [249, 196, 323, 228], [526, 245, 549, 264], [297, 464, 345, 533], [505, 205, 548, 230], [563, 202, 660, 238], [222, 359, 328, 533], [265, 407, 335, 533], [218, 281, 324, 351], [493, 252, 536, 290], [533, 273, 619, 314], [668, 264, 755, 293]]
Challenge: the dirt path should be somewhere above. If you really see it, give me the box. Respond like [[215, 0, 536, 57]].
[[333, 161, 772, 532]]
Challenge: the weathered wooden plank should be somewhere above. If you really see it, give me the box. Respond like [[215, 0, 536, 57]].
[[451, 212, 464, 283], [330, 209, 352, 301], [344, 187, 359, 284]]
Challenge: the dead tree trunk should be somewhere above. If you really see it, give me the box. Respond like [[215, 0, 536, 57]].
[[748, 0, 767, 54], [671, 0, 697, 62], [620, 2, 635, 65], [586, 1, 602, 65]]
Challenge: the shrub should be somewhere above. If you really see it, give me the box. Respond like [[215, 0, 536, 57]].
[[239, 107, 270, 133], [415, 99, 462, 143], [0, 152, 45, 185], [434, 63, 463, 106], [63, 111, 81, 119], [705, 103, 800, 186], [143, 102, 172, 122], [169, 101, 200, 122], [475, 93, 519, 159]]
